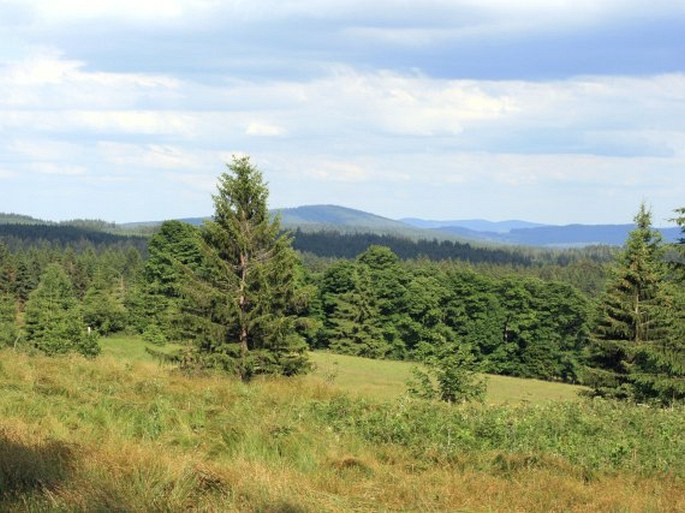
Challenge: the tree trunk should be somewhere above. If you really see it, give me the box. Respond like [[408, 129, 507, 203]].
[[238, 252, 249, 357]]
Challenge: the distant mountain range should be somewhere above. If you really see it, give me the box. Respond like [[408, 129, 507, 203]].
[[2, 205, 682, 247], [400, 218, 546, 233], [274, 206, 681, 247]]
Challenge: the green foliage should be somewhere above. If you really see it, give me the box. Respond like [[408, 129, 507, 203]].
[[24, 263, 99, 357], [142, 220, 206, 340], [0, 293, 18, 348], [320, 261, 387, 358], [314, 396, 685, 478], [82, 273, 127, 335], [586, 204, 684, 406], [3, 345, 684, 511], [183, 156, 310, 379], [142, 323, 168, 346], [408, 342, 487, 403], [317, 245, 591, 383]]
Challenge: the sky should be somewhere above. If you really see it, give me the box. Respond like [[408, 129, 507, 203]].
[[1, 1, 684, 225]]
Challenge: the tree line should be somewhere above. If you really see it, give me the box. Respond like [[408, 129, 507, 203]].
[[1, 157, 683, 405]]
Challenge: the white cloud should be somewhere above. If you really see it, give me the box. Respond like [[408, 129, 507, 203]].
[[13, 0, 204, 23], [0, 52, 180, 108], [6, 138, 84, 161], [304, 161, 369, 182], [99, 142, 202, 169], [74, 111, 196, 136], [0, 37, 683, 223], [245, 121, 285, 137]]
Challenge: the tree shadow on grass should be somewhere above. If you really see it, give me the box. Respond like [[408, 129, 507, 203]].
[[0, 433, 73, 500]]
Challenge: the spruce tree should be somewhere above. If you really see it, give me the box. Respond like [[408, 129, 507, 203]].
[[0, 242, 15, 296], [0, 293, 18, 348], [143, 220, 206, 341], [82, 273, 127, 335], [585, 204, 679, 404], [185, 156, 309, 379], [24, 263, 100, 357], [323, 263, 387, 358]]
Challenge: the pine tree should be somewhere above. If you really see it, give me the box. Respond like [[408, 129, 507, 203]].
[[184, 156, 310, 379], [0, 293, 18, 348], [585, 204, 679, 404], [24, 263, 99, 357]]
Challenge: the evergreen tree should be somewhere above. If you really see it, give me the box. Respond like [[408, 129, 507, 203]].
[[0, 293, 18, 348], [585, 204, 678, 403], [143, 220, 206, 340], [13, 251, 42, 303], [408, 341, 487, 403], [629, 282, 685, 405], [185, 156, 309, 378], [24, 263, 99, 357], [323, 263, 387, 357], [0, 242, 15, 296], [82, 271, 127, 335]]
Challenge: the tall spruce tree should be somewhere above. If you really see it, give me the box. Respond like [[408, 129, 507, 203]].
[[585, 204, 679, 404], [184, 156, 309, 379]]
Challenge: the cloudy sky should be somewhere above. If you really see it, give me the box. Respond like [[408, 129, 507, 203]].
[[1, 0, 684, 225]]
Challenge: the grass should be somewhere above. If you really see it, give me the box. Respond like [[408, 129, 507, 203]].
[[100, 338, 584, 404], [100, 334, 184, 361], [0, 339, 682, 512], [307, 351, 585, 403]]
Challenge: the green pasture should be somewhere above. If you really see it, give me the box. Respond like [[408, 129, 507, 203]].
[[101, 336, 585, 404]]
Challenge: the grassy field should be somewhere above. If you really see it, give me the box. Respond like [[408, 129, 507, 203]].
[[0, 338, 683, 512], [102, 337, 585, 403], [307, 351, 584, 403]]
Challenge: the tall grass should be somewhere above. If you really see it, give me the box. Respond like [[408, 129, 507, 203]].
[[0, 347, 683, 512]]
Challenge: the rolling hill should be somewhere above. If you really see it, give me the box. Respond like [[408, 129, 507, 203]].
[[5, 205, 682, 247]]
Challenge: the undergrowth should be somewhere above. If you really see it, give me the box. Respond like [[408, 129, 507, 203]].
[[0, 348, 683, 512]]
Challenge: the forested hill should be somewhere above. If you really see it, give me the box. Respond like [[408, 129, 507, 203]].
[[289, 229, 616, 266], [1, 213, 616, 267], [433, 223, 682, 246], [290, 229, 530, 265], [276, 205, 417, 233], [0, 213, 48, 225], [0, 223, 148, 252]]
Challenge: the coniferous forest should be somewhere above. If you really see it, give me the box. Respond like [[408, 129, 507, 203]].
[[1, 157, 685, 512], [1, 157, 683, 406]]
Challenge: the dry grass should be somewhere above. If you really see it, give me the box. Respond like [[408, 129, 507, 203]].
[[0, 346, 682, 512]]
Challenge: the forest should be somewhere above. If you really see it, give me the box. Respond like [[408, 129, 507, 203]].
[[1, 158, 683, 406], [1, 158, 685, 512]]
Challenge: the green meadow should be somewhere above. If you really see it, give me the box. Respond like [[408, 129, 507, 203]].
[[306, 351, 584, 403], [0, 338, 683, 512]]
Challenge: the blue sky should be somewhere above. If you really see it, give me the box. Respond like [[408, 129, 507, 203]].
[[1, 1, 684, 225]]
